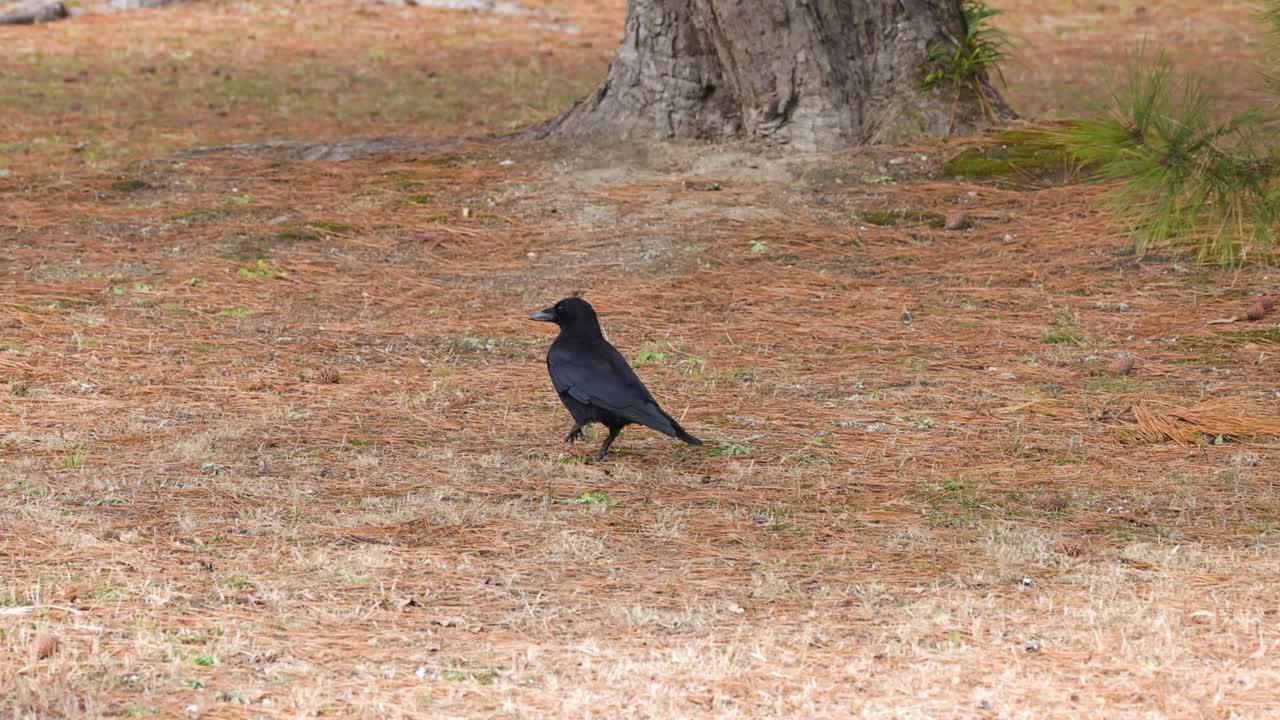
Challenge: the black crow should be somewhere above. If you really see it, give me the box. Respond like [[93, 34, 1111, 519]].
[[529, 297, 703, 461]]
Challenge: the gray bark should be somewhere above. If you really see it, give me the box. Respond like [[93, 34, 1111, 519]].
[[540, 0, 1007, 150], [0, 0, 67, 24]]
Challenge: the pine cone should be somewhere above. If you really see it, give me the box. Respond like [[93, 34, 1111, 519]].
[[1245, 305, 1266, 322], [944, 211, 969, 230], [1032, 493, 1070, 512], [1053, 537, 1088, 557], [1107, 354, 1135, 375], [31, 632, 58, 659], [1257, 296, 1275, 311], [316, 366, 341, 384]]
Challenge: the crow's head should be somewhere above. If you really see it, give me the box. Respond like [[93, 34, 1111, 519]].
[[529, 297, 601, 334]]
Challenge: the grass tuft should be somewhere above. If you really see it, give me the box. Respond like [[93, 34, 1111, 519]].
[[923, 0, 1011, 124]]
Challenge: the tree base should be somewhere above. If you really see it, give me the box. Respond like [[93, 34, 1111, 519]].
[[535, 0, 1012, 150]]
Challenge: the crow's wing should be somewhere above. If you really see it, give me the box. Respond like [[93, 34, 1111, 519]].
[[547, 339, 683, 438]]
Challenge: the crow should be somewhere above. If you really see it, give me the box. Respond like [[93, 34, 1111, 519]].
[[529, 297, 702, 461]]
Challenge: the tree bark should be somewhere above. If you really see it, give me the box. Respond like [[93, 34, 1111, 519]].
[[0, 0, 68, 24], [540, 0, 1008, 150]]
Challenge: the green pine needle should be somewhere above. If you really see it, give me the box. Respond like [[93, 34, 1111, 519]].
[[1052, 47, 1280, 265]]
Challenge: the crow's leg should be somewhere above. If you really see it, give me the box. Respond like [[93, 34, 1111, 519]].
[[594, 426, 622, 462], [564, 423, 585, 443]]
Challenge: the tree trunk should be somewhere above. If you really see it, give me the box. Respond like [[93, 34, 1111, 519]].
[[540, 0, 1009, 150], [0, 0, 68, 25]]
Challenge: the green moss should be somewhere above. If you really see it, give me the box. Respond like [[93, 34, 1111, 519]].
[[169, 208, 233, 224], [859, 208, 945, 227], [111, 178, 152, 193], [419, 153, 461, 167], [1043, 330, 1085, 345], [271, 227, 321, 243], [221, 227, 318, 260], [307, 220, 351, 234], [942, 130, 1075, 184], [382, 171, 425, 192]]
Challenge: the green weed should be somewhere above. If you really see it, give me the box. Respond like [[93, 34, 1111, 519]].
[[64, 445, 84, 469], [923, 0, 1011, 123], [575, 491, 620, 508], [1054, 47, 1280, 264], [238, 259, 282, 279], [711, 441, 752, 456], [1043, 330, 1084, 345], [631, 350, 667, 366]]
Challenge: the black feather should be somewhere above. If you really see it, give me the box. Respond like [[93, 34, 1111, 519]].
[[531, 297, 702, 461]]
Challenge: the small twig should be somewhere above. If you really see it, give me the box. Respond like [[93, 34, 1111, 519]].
[[0, 604, 84, 616]]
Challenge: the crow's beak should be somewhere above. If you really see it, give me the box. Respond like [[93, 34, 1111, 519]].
[[528, 307, 556, 322]]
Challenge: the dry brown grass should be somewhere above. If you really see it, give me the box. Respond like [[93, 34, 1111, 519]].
[[997, 0, 1274, 119], [3, 1, 1280, 718]]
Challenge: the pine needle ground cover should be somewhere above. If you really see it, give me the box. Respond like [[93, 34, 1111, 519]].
[[3, 1, 1279, 718]]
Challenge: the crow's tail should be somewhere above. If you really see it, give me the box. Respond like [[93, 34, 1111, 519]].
[[671, 420, 703, 447], [641, 405, 703, 446]]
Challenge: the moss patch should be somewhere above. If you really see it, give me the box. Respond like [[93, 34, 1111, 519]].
[[942, 130, 1075, 185], [169, 208, 234, 225], [307, 220, 352, 234], [859, 208, 946, 227], [110, 178, 153, 193], [220, 226, 321, 261]]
